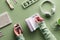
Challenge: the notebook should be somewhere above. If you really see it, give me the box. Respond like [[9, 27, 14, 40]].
[[0, 12, 12, 28]]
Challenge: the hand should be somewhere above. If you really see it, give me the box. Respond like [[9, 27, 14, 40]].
[[14, 24, 23, 36]]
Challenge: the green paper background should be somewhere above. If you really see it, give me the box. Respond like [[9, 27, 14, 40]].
[[0, 0, 60, 40]]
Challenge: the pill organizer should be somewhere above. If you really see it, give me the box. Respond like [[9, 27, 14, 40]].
[[22, 0, 39, 8]]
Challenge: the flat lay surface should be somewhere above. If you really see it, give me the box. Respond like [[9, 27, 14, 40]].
[[0, 0, 60, 40]]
